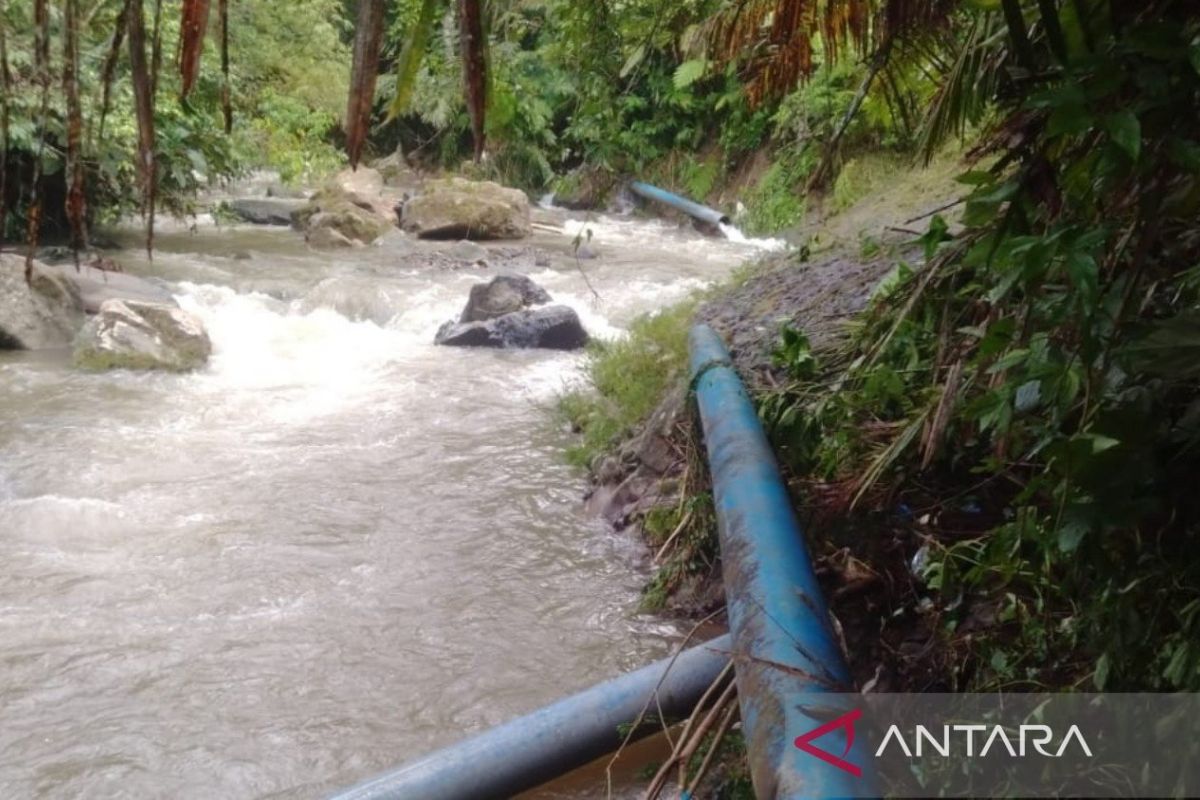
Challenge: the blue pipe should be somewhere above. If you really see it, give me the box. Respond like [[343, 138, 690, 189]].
[[689, 324, 867, 799], [330, 635, 731, 800], [630, 181, 731, 227]]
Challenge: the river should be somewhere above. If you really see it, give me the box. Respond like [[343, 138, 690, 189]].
[[0, 196, 777, 798]]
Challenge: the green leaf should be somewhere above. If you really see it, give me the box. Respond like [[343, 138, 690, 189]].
[[1085, 434, 1120, 453], [1015, 380, 1041, 412], [620, 45, 647, 80], [1066, 251, 1098, 299], [673, 59, 707, 90], [1094, 653, 1111, 690], [1104, 111, 1141, 162], [989, 347, 1030, 374], [920, 215, 952, 261], [1058, 518, 1089, 552], [1190, 45, 1200, 77]]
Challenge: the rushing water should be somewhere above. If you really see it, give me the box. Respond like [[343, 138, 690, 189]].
[[0, 201, 775, 799]]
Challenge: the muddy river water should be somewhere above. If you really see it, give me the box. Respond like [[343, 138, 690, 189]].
[[0, 196, 778, 798]]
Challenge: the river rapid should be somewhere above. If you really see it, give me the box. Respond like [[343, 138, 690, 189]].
[[0, 196, 778, 798]]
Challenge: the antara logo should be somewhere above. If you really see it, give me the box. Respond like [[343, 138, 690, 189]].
[[874, 724, 1093, 758], [793, 710, 1094, 777], [793, 709, 863, 777]]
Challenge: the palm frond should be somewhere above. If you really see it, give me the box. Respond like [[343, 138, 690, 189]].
[[386, 0, 440, 122], [917, 11, 1005, 162], [706, 0, 956, 107]]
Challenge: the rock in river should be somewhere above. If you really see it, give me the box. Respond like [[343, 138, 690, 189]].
[[73, 299, 212, 372], [0, 254, 85, 349], [402, 177, 531, 240], [46, 261, 176, 313], [293, 167, 401, 247], [459, 274, 552, 323], [435, 305, 588, 350], [226, 198, 307, 226]]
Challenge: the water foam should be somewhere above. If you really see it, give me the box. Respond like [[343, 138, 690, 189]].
[[718, 222, 789, 251]]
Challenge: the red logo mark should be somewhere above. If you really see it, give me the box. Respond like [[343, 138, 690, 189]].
[[793, 708, 863, 777]]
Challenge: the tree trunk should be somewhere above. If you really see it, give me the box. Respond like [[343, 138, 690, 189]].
[[459, 0, 487, 162], [345, 0, 385, 169]]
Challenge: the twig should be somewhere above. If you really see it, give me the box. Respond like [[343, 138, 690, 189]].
[[903, 196, 966, 225], [653, 509, 694, 564], [684, 698, 739, 797], [643, 678, 737, 799], [604, 609, 727, 800]]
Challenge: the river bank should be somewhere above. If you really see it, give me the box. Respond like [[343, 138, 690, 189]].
[[563, 152, 970, 705]]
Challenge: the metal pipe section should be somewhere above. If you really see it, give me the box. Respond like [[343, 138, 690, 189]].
[[630, 181, 731, 227], [330, 634, 731, 800], [689, 324, 865, 799]]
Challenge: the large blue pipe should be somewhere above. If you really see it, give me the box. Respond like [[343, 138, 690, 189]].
[[630, 181, 731, 227], [330, 635, 731, 800], [689, 324, 865, 799]]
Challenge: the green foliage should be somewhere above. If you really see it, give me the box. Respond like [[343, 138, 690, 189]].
[[742, 151, 812, 235], [0, 0, 351, 238], [558, 300, 695, 468], [759, 9, 1200, 692]]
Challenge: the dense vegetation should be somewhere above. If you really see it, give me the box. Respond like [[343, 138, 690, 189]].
[[565, 0, 1200, 698], [0, 0, 349, 249]]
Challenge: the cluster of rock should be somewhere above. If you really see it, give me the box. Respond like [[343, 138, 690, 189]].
[[225, 159, 535, 251], [435, 274, 588, 350], [2, 157, 579, 372], [0, 255, 211, 372]]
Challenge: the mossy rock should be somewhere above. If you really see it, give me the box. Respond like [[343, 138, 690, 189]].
[[401, 177, 531, 240], [73, 299, 212, 372]]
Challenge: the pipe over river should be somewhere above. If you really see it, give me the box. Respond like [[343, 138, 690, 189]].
[[629, 182, 731, 227], [330, 634, 732, 800]]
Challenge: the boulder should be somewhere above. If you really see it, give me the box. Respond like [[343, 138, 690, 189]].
[[575, 242, 600, 260], [41, 262, 176, 314], [266, 183, 306, 199], [459, 274, 552, 323], [373, 150, 419, 190], [0, 255, 85, 349], [226, 198, 307, 226], [550, 166, 616, 211], [305, 216, 367, 249], [293, 167, 401, 246], [448, 240, 489, 264], [73, 299, 211, 372], [402, 177, 531, 240], [435, 305, 588, 350]]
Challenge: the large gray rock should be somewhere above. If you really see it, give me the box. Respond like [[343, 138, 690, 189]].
[[226, 198, 307, 226], [73, 299, 211, 372], [402, 178, 531, 240], [460, 274, 552, 323], [372, 150, 419, 190], [293, 167, 401, 246], [43, 262, 175, 313], [0, 255, 85, 349], [550, 166, 616, 211], [435, 305, 588, 350]]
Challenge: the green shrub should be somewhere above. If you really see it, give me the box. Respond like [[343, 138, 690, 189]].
[[559, 301, 695, 468]]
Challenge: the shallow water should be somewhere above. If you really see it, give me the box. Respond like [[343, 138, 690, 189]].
[[0, 201, 773, 798]]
